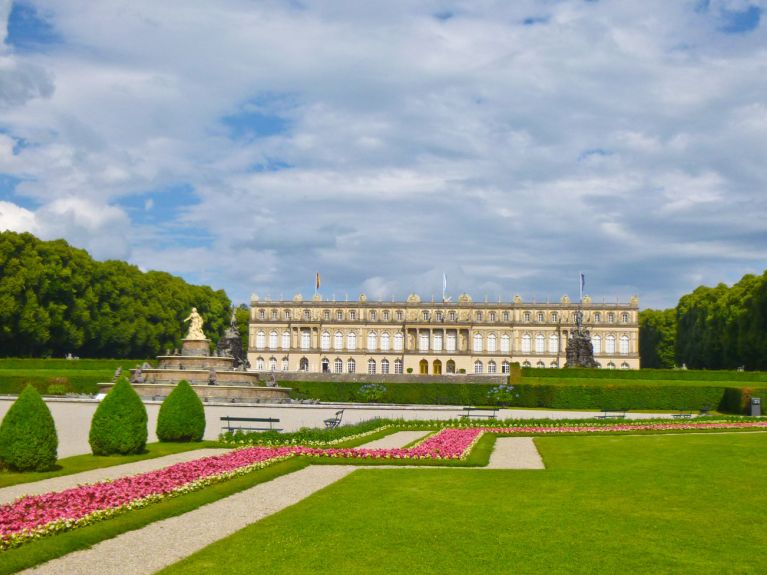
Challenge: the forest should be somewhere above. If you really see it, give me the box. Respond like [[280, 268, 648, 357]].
[[0, 231, 232, 358], [640, 271, 767, 370]]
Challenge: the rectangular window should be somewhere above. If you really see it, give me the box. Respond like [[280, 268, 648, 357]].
[[323, 310, 330, 320], [433, 332, 443, 352], [271, 309, 278, 320], [489, 311, 496, 322], [524, 312, 531, 322], [537, 312, 544, 323], [370, 310, 377, 321], [503, 311, 510, 322], [303, 310, 310, 321], [349, 311, 356, 320], [436, 311, 443, 321], [396, 310, 403, 321], [258, 309, 265, 320], [446, 333, 456, 352], [419, 333, 429, 351], [300, 331, 310, 350], [284, 310, 291, 320], [422, 310, 430, 321], [476, 311, 483, 321], [449, 311, 456, 321], [336, 310, 343, 321], [383, 310, 390, 321]]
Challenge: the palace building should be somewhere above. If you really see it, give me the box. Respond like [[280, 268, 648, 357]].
[[247, 292, 640, 375]]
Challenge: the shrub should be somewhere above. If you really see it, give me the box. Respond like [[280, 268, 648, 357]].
[[0, 385, 58, 471], [487, 384, 518, 406], [406, 368, 413, 374], [156, 380, 206, 442], [89, 377, 148, 455], [356, 383, 387, 403]]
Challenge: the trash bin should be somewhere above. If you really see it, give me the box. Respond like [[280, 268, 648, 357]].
[[750, 397, 761, 417]]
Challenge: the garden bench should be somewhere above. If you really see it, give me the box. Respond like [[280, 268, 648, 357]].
[[672, 411, 693, 418], [324, 410, 344, 429], [459, 407, 498, 420], [220, 416, 282, 433], [596, 409, 626, 419]]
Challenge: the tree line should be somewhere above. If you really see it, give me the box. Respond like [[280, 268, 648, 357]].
[[640, 271, 767, 370], [0, 231, 232, 358]]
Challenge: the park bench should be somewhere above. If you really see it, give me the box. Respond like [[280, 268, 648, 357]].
[[672, 410, 693, 419], [699, 405, 712, 416], [220, 416, 282, 433], [324, 409, 344, 429], [459, 407, 499, 420], [596, 409, 626, 419]]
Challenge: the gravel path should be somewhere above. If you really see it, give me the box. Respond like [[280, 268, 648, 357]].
[[359, 431, 431, 449], [21, 465, 357, 575], [0, 449, 230, 505], [485, 437, 545, 469]]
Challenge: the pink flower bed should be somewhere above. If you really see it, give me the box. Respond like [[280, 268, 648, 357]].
[[0, 428, 481, 549], [2, 420, 766, 549]]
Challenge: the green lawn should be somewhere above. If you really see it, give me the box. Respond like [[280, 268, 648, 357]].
[[162, 432, 767, 575], [0, 358, 150, 394]]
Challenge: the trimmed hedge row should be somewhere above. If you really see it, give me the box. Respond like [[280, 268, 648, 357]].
[[522, 367, 767, 382], [0, 359, 141, 370], [0, 375, 103, 395], [288, 380, 742, 412]]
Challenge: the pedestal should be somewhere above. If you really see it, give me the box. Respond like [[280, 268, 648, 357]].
[[182, 338, 210, 357]]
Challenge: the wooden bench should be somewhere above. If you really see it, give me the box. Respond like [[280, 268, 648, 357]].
[[220, 416, 282, 433], [596, 409, 626, 419], [672, 411, 693, 419], [459, 407, 499, 420], [323, 410, 344, 429]]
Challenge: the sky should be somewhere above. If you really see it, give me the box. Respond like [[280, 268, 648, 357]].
[[0, 0, 766, 309]]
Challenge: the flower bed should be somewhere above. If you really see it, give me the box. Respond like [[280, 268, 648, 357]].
[[3, 420, 766, 549], [0, 428, 480, 549]]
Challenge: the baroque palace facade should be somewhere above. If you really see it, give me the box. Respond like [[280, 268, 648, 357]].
[[248, 292, 640, 375]]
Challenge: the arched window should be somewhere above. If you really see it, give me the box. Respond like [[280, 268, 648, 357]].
[[300, 331, 310, 350], [394, 333, 404, 351], [299, 357, 309, 371], [446, 332, 456, 351], [501, 334, 510, 353], [368, 359, 376, 374], [607, 361, 615, 369], [256, 331, 265, 349], [523, 361, 531, 367], [334, 358, 343, 373], [255, 357, 264, 370], [446, 359, 456, 373], [592, 335, 602, 354], [521, 334, 532, 353], [321, 331, 330, 351], [334, 331, 343, 350], [282, 331, 290, 350], [347, 358, 356, 373], [347, 332, 357, 351], [473, 333, 483, 352], [282, 357, 289, 371], [488, 360, 497, 374], [536, 361, 545, 368], [269, 331, 278, 349], [380, 332, 390, 351], [606, 335, 616, 354], [419, 332, 429, 351], [433, 332, 443, 351], [550, 360, 558, 368], [619, 335, 630, 355], [535, 334, 545, 353], [487, 334, 497, 352], [394, 358, 403, 374], [381, 359, 390, 374], [501, 360, 510, 374], [548, 334, 558, 353], [269, 357, 277, 371], [474, 360, 483, 374], [367, 331, 377, 351], [621, 362, 630, 369]]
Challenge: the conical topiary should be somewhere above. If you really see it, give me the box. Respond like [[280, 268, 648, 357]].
[[0, 385, 58, 471], [156, 380, 206, 442], [89, 377, 148, 455]]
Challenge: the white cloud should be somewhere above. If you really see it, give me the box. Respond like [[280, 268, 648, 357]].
[[0, 0, 766, 307]]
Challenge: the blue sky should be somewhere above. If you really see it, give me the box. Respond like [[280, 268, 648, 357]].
[[1, 0, 766, 308]]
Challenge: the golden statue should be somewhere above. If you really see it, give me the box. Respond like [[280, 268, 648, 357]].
[[183, 307, 206, 340]]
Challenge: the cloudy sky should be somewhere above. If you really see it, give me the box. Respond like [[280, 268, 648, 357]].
[[0, 0, 766, 309]]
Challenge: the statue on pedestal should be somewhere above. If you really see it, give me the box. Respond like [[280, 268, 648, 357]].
[[564, 307, 599, 368], [217, 307, 250, 370], [183, 307, 206, 340]]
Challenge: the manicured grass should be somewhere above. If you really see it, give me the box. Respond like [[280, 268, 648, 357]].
[[161, 433, 767, 575], [0, 458, 310, 575], [0, 358, 149, 394], [0, 441, 218, 488]]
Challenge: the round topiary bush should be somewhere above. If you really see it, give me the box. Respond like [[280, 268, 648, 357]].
[[89, 377, 148, 455], [0, 385, 58, 471], [156, 380, 206, 442]]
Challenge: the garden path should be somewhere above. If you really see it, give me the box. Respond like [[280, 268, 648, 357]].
[[485, 437, 545, 469], [0, 449, 230, 505]]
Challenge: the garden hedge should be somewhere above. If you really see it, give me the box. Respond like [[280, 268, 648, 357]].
[[0, 385, 58, 471], [156, 380, 206, 442], [89, 377, 148, 455], [288, 380, 731, 411], [522, 367, 767, 382]]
